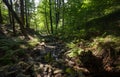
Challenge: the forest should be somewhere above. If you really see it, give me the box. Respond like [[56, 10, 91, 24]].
[[0, 0, 120, 77]]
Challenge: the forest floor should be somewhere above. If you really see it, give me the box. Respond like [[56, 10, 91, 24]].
[[0, 25, 120, 77], [0, 36, 84, 77]]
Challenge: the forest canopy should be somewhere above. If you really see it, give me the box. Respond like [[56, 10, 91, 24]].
[[0, 0, 119, 38]]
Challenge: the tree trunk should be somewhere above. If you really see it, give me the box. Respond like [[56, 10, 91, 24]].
[[54, 0, 57, 27], [56, 0, 60, 28], [3, 0, 28, 38], [8, 9, 12, 24], [0, 1, 3, 23], [49, 0, 53, 34], [25, 0, 29, 29], [20, 0, 25, 25], [54, 0, 60, 34], [9, 0, 16, 35], [62, 0, 64, 28], [45, 0, 50, 34]]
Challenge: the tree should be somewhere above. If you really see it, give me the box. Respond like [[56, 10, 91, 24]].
[[54, 0, 61, 33], [9, 0, 16, 35], [20, 0, 25, 25], [3, 0, 28, 38], [0, 0, 3, 23], [62, 0, 64, 28], [44, 0, 50, 34], [49, 0, 53, 34], [25, 0, 29, 29]]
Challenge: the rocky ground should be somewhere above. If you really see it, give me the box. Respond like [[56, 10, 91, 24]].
[[0, 34, 120, 77], [0, 38, 86, 77]]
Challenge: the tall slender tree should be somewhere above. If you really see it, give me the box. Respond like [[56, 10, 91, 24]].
[[62, 0, 64, 27], [9, 0, 16, 35], [25, 0, 29, 29], [3, 0, 28, 38], [20, 0, 25, 25], [44, 0, 50, 34], [49, 0, 53, 34], [0, 1, 3, 23]]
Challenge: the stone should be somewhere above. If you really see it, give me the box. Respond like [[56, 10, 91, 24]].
[[48, 68, 52, 73], [55, 73, 62, 77], [54, 69, 62, 74], [39, 64, 44, 69]]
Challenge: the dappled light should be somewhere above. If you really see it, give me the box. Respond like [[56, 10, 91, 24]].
[[0, 0, 120, 77]]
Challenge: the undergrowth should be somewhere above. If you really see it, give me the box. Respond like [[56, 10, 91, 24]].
[[90, 35, 120, 55], [0, 36, 40, 65], [66, 35, 120, 58]]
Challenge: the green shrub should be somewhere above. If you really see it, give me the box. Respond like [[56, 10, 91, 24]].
[[0, 38, 26, 65], [66, 42, 84, 57], [89, 35, 120, 55]]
